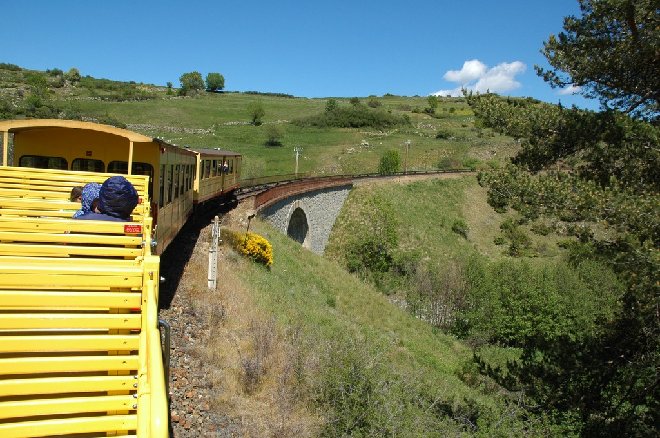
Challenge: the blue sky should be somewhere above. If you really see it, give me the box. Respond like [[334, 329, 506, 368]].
[[2, 0, 596, 109]]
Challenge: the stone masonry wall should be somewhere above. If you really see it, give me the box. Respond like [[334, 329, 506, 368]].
[[259, 184, 352, 254]]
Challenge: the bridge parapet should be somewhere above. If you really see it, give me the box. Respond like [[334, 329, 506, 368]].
[[254, 176, 352, 210]]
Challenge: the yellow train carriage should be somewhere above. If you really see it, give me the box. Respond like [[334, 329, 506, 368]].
[[0, 119, 196, 254], [194, 148, 241, 205]]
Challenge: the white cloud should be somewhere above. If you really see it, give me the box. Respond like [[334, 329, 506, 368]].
[[433, 86, 464, 97], [558, 84, 581, 95], [443, 59, 487, 84], [433, 59, 526, 97]]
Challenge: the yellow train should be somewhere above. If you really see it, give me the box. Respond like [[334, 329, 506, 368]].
[[0, 119, 241, 253]]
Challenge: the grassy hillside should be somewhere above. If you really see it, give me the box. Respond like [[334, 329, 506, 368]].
[[0, 62, 573, 434], [0, 64, 519, 178], [202, 216, 553, 436]]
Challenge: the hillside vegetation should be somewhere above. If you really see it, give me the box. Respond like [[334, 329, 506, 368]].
[[0, 63, 517, 178], [175, 215, 572, 436]]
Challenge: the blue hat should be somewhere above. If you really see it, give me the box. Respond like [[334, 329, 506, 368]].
[[99, 176, 139, 220]]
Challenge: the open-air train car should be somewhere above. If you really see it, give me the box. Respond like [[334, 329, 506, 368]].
[[0, 119, 241, 254]]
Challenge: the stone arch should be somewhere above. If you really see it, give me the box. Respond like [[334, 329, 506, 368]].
[[287, 201, 310, 248]]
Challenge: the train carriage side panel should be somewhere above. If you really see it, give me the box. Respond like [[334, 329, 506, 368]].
[[153, 144, 196, 254], [193, 149, 241, 205]]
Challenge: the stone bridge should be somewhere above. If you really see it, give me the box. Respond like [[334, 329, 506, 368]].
[[240, 171, 473, 254], [250, 177, 353, 254]]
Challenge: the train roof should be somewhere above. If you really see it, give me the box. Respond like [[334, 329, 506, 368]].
[[193, 148, 241, 157], [0, 119, 241, 158], [0, 119, 159, 144]]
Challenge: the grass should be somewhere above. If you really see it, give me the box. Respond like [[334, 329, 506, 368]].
[[211, 210, 571, 435], [328, 176, 484, 271], [1, 65, 520, 177], [225, 219, 514, 432]]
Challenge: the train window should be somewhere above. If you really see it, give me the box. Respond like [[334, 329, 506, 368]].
[[212, 160, 218, 177], [72, 158, 105, 172], [180, 166, 185, 195], [108, 161, 155, 199], [159, 165, 165, 207], [204, 160, 211, 179], [168, 165, 174, 203], [174, 165, 180, 199], [188, 164, 193, 190], [19, 155, 68, 170]]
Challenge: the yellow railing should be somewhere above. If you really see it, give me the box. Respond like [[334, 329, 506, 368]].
[[0, 166, 168, 437], [138, 255, 169, 437]]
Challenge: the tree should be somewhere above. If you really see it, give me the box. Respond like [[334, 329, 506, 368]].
[[536, 0, 659, 119], [427, 95, 439, 113], [166, 82, 173, 95], [205, 72, 225, 92], [65, 67, 81, 84], [247, 101, 265, 125], [467, 79, 659, 437], [178, 71, 204, 96], [378, 149, 400, 175]]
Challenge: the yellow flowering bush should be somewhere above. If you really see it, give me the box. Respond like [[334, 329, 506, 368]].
[[222, 228, 273, 267]]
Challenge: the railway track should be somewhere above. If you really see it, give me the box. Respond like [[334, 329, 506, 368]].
[[235, 168, 475, 200]]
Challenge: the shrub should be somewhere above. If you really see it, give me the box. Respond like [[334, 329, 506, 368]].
[[499, 219, 532, 257], [435, 129, 453, 139], [0, 97, 15, 119], [242, 91, 294, 98], [530, 222, 552, 236], [247, 101, 265, 125], [406, 261, 468, 329], [222, 228, 273, 267], [65, 67, 81, 84], [46, 68, 63, 76], [325, 98, 338, 112], [0, 63, 21, 71], [378, 149, 401, 175], [341, 195, 398, 281], [438, 157, 461, 170], [462, 158, 480, 171], [451, 219, 469, 239], [264, 124, 283, 147], [367, 96, 381, 108], [294, 105, 410, 129], [456, 258, 623, 348]]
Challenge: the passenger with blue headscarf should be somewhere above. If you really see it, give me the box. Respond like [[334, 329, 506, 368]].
[[72, 182, 101, 218], [77, 176, 138, 222]]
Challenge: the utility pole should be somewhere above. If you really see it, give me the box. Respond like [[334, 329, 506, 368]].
[[403, 140, 411, 174], [294, 146, 303, 176]]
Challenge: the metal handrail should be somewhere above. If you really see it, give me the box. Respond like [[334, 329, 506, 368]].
[[158, 319, 171, 398], [239, 168, 474, 190]]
